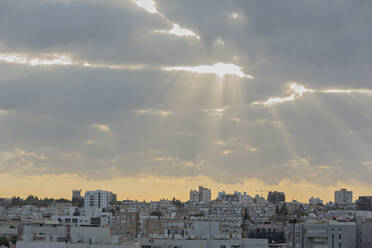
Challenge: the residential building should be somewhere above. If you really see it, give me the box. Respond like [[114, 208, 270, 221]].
[[334, 189, 353, 205], [267, 192, 285, 204], [84, 190, 116, 209], [309, 197, 323, 205], [356, 196, 372, 211], [112, 209, 139, 242], [287, 222, 356, 248], [72, 190, 83, 207], [189, 186, 211, 203]]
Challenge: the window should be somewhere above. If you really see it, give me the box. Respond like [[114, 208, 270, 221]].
[[332, 233, 335, 248]]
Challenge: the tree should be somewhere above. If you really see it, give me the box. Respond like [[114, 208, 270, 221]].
[[171, 197, 184, 208], [0, 236, 9, 247], [9, 197, 22, 207], [10, 235, 17, 244], [150, 210, 163, 217]]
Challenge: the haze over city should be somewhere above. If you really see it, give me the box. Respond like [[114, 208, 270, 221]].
[[1, 0, 372, 203]]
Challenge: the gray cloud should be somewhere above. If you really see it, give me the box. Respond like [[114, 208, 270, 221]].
[[0, 0, 371, 189]]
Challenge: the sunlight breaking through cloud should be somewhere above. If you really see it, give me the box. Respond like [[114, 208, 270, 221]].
[[169, 24, 199, 39], [82, 62, 147, 70], [202, 107, 227, 117], [153, 24, 200, 39], [290, 83, 314, 96], [0, 53, 73, 66], [133, 0, 158, 14], [163, 63, 253, 78], [133, 109, 172, 116], [0, 53, 148, 71], [253, 82, 372, 106], [0, 109, 11, 116], [90, 124, 111, 133], [231, 13, 239, 19]]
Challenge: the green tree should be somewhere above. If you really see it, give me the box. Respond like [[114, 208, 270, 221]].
[[0, 236, 9, 247], [10, 235, 17, 244]]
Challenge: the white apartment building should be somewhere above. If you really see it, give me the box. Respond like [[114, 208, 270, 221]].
[[84, 190, 116, 209], [334, 188, 353, 205], [189, 186, 211, 203]]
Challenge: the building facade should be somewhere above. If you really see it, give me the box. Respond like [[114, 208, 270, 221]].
[[84, 190, 117, 209], [334, 189, 353, 205], [189, 186, 211, 203], [356, 196, 372, 211], [288, 222, 356, 248], [267, 191, 285, 204]]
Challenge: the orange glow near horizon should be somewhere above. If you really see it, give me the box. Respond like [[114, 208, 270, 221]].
[[0, 173, 370, 203]]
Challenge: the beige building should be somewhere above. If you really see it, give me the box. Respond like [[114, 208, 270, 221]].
[[112, 210, 139, 242]]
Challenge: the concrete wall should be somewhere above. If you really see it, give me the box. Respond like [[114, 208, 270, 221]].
[[17, 241, 135, 248], [17, 241, 66, 248], [70, 226, 110, 244], [139, 238, 268, 248]]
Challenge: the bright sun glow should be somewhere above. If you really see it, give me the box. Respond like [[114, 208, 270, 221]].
[[133, 0, 158, 14], [289, 83, 313, 96], [163, 63, 253, 79], [230, 12, 239, 19]]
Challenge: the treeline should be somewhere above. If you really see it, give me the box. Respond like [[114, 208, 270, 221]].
[[0, 195, 71, 208]]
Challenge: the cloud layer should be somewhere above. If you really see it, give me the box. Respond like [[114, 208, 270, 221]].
[[0, 0, 372, 198]]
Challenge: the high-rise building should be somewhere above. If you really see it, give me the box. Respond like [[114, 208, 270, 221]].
[[334, 188, 353, 205], [199, 186, 211, 202], [267, 191, 285, 204], [72, 190, 81, 200], [356, 196, 372, 211], [190, 190, 199, 203], [72, 189, 84, 207], [189, 186, 211, 203], [84, 190, 117, 209]]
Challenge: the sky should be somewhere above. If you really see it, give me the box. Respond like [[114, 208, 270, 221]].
[[0, 0, 372, 202]]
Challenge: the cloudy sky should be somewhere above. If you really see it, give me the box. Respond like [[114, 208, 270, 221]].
[[0, 0, 372, 201]]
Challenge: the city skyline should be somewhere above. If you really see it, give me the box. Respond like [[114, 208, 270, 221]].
[[1, 0, 372, 204], [0, 177, 369, 203]]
